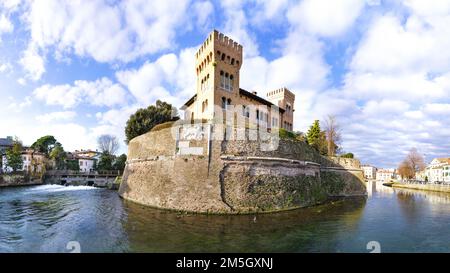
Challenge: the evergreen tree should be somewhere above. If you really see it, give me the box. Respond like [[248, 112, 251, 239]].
[[97, 152, 114, 171], [125, 100, 179, 143], [113, 154, 127, 173], [31, 135, 59, 156], [49, 143, 66, 170], [306, 120, 321, 149], [306, 120, 328, 155]]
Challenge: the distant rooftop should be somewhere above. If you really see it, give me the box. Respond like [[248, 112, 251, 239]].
[[0, 137, 13, 147]]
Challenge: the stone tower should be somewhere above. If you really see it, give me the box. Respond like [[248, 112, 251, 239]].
[[266, 87, 295, 131], [194, 30, 243, 120]]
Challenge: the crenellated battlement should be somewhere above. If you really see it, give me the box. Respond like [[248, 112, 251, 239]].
[[266, 87, 295, 99], [195, 30, 243, 59]]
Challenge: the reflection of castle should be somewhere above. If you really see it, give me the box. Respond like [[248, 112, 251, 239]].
[[182, 30, 295, 131]]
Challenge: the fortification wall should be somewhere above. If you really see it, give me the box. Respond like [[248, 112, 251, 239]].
[[119, 123, 366, 214]]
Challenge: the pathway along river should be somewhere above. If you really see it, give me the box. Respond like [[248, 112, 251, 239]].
[[2, 182, 450, 252]]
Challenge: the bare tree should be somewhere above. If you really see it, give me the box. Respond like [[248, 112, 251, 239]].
[[323, 115, 341, 156], [97, 134, 119, 155], [405, 148, 426, 173], [398, 148, 426, 180], [398, 160, 415, 179]]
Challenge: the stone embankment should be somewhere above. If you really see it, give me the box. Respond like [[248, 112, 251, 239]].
[[119, 122, 366, 214], [392, 183, 450, 194], [0, 173, 42, 187]]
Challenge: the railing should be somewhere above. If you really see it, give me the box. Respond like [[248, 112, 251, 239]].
[[46, 170, 121, 176]]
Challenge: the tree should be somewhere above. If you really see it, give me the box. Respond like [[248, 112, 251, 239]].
[[306, 120, 328, 155], [340, 153, 354, 158], [97, 134, 119, 155], [97, 152, 114, 171], [113, 154, 127, 173], [405, 148, 426, 173], [397, 148, 426, 180], [125, 100, 179, 143], [5, 138, 23, 172], [398, 160, 415, 180], [49, 143, 66, 170], [66, 160, 80, 171], [31, 135, 59, 156], [306, 120, 321, 149], [323, 115, 341, 156]]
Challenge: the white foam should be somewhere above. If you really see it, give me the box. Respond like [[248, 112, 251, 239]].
[[25, 184, 99, 194]]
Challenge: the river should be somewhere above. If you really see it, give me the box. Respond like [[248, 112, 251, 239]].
[[1, 182, 450, 253]]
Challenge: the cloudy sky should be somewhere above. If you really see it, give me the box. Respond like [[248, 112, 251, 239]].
[[0, 0, 449, 168]]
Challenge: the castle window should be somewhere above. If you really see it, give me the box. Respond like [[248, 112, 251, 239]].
[[229, 74, 234, 91], [227, 99, 232, 108], [231, 58, 235, 65], [221, 53, 225, 61], [220, 70, 225, 89], [227, 56, 231, 63], [222, 97, 226, 109], [236, 60, 239, 66], [225, 73, 229, 90]]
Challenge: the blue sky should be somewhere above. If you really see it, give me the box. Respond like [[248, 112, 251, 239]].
[[1, 0, 449, 168]]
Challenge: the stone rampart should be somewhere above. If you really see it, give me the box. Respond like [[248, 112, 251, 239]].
[[119, 122, 366, 214]]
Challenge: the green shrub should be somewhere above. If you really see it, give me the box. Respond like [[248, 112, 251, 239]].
[[340, 153, 354, 158]]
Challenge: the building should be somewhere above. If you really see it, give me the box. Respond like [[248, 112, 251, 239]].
[[0, 136, 13, 154], [425, 158, 450, 183], [376, 168, 396, 182], [71, 149, 100, 173], [361, 165, 377, 180], [77, 157, 96, 173], [182, 30, 295, 131], [2, 149, 46, 174]]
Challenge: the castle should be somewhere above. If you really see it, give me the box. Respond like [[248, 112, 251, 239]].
[[182, 30, 295, 132]]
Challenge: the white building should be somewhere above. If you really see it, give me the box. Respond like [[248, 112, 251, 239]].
[[376, 168, 396, 182], [425, 158, 450, 183], [362, 165, 377, 180], [77, 157, 96, 173]]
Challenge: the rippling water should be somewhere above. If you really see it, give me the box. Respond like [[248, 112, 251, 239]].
[[2, 182, 450, 252]]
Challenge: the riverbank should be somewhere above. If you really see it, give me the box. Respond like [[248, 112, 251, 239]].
[[392, 182, 450, 194], [0, 173, 43, 188]]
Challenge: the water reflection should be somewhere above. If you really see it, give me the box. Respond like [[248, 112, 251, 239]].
[[123, 197, 366, 252], [2, 183, 450, 252]]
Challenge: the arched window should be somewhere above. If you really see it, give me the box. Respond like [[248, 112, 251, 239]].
[[221, 97, 226, 109], [231, 58, 235, 65], [227, 56, 231, 63], [221, 53, 225, 61], [220, 70, 225, 89], [225, 73, 229, 90], [236, 60, 240, 66], [229, 74, 234, 91], [227, 99, 231, 109]]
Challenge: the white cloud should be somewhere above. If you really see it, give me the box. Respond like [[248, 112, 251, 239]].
[[24, 0, 191, 63], [220, 0, 259, 57], [116, 47, 197, 108], [19, 44, 45, 81], [7, 96, 31, 112], [192, 1, 214, 30], [0, 13, 13, 34], [1, 0, 21, 11], [33, 77, 127, 109], [36, 111, 76, 123], [0, 61, 12, 73], [287, 0, 365, 37]]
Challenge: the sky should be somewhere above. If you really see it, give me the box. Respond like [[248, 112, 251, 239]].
[[0, 0, 449, 168]]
